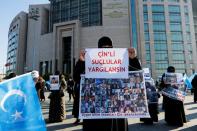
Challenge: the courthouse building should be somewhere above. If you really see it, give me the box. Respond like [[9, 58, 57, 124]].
[[134, 0, 197, 78], [26, 0, 131, 76], [6, 0, 197, 79], [6, 12, 27, 75]]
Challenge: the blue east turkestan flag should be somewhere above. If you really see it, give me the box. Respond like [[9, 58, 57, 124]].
[[183, 74, 192, 90], [0, 73, 46, 131]]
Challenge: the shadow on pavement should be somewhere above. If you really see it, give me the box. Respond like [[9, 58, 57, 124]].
[[187, 107, 197, 110], [186, 112, 197, 121], [184, 102, 196, 106], [128, 122, 182, 131], [47, 122, 82, 131], [179, 125, 197, 131]]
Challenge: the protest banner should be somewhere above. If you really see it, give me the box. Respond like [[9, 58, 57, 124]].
[[49, 75, 59, 90], [164, 73, 177, 84], [162, 73, 186, 101], [79, 71, 150, 119], [143, 68, 151, 80], [162, 87, 186, 102], [85, 48, 129, 79]]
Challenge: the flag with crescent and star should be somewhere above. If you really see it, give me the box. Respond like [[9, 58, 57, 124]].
[[0, 73, 46, 131]]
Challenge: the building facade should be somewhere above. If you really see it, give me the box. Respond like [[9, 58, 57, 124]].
[[134, 0, 197, 78], [7, 0, 197, 78], [192, 0, 197, 53], [6, 12, 28, 75], [26, 0, 131, 76]]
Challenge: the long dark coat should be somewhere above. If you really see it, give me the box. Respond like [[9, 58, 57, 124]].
[[160, 74, 186, 126], [191, 75, 197, 102], [48, 78, 66, 122], [140, 82, 159, 124], [73, 57, 141, 131], [72, 60, 85, 118]]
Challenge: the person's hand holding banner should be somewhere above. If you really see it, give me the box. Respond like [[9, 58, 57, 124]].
[[80, 50, 86, 61], [128, 48, 136, 59]]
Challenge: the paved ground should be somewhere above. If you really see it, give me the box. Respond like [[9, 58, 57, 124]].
[[42, 92, 197, 131]]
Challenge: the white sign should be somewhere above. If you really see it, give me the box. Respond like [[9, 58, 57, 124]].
[[85, 48, 129, 78], [143, 68, 151, 80], [50, 75, 60, 90]]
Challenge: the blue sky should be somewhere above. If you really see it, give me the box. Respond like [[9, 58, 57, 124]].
[[0, 0, 49, 73]]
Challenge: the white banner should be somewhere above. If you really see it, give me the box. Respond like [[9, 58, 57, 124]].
[[143, 68, 151, 80], [85, 48, 129, 79], [49, 75, 60, 90], [79, 71, 150, 119]]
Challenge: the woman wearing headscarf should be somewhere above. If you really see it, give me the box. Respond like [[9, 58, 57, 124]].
[[160, 66, 186, 126], [48, 72, 66, 122], [73, 36, 142, 130]]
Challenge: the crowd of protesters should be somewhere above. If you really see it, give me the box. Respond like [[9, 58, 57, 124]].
[[1, 36, 197, 130]]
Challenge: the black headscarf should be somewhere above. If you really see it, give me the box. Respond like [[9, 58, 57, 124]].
[[98, 36, 113, 48]]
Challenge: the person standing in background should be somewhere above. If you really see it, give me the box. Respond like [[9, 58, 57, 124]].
[[48, 71, 66, 122], [191, 74, 197, 103], [67, 76, 75, 103], [160, 66, 186, 126]]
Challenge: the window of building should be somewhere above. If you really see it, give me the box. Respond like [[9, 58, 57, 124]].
[[186, 33, 191, 42], [172, 42, 184, 51], [168, 5, 180, 13], [172, 62, 185, 70], [50, 0, 102, 29], [168, 0, 180, 2], [155, 53, 168, 61], [152, 5, 164, 13], [152, 14, 165, 21], [153, 22, 166, 31], [184, 6, 189, 14], [185, 14, 189, 24], [155, 63, 168, 70], [171, 32, 183, 41], [144, 23, 149, 32], [151, 0, 164, 2], [183, 0, 188, 3], [169, 14, 181, 22], [146, 53, 151, 61], [187, 44, 192, 51], [172, 53, 185, 60], [145, 32, 150, 41], [154, 32, 167, 41], [186, 24, 190, 32], [144, 14, 148, 21], [143, 5, 148, 13], [170, 23, 182, 31], [154, 42, 167, 50]]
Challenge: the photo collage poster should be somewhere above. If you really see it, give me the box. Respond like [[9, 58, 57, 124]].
[[162, 73, 186, 101], [79, 71, 150, 119]]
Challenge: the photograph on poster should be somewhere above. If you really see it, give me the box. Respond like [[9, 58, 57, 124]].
[[79, 71, 150, 119], [50, 75, 60, 90]]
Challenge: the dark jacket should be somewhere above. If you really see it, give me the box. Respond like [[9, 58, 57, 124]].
[[191, 75, 197, 102], [48, 77, 66, 122], [129, 57, 142, 71], [81, 57, 141, 131], [160, 73, 186, 126]]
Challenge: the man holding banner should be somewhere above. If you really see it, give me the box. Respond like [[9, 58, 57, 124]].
[[73, 36, 146, 131]]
